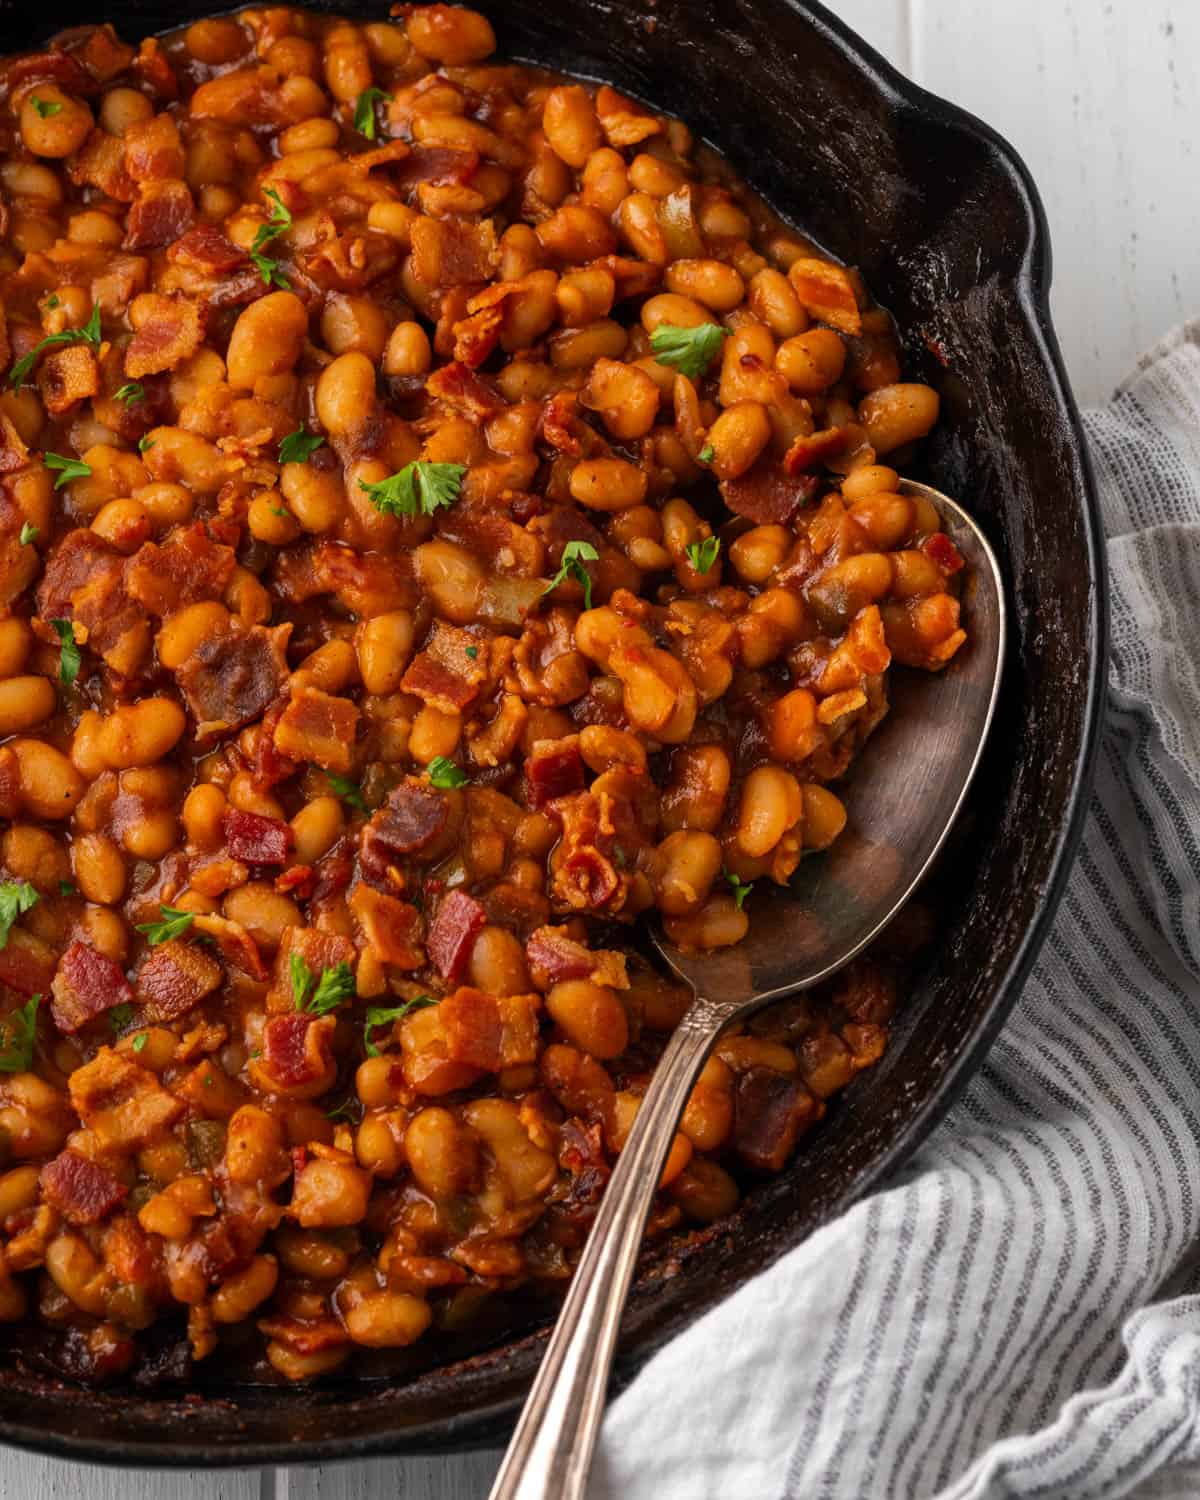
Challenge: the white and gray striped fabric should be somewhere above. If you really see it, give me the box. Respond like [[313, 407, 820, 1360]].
[[589, 321, 1200, 1500]]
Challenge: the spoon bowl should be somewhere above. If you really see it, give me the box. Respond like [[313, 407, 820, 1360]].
[[490, 480, 1006, 1500]]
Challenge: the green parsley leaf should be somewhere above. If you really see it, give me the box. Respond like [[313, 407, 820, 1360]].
[[0, 995, 39, 1074], [46, 295, 60, 310], [30, 96, 61, 119], [19, 522, 38, 546], [132, 1032, 148, 1052], [698, 443, 715, 464], [307, 960, 356, 1017], [137, 435, 154, 453], [9, 305, 101, 389], [325, 1096, 359, 1122], [686, 536, 721, 574], [464, 645, 478, 660], [363, 996, 436, 1058], [290, 952, 315, 1009], [358, 460, 465, 519], [542, 539, 599, 610], [426, 756, 467, 790], [109, 1002, 135, 1036], [649, 322, 728, 380], [249, 187, 292, 287], [353, 86, 392, 141], [50, 619, 80, 686], [326, 771, 366, 813], [136, 904, 195, 946], [0, 882, 38, 950], [725, 869, 754, 911], [278, 426, 325, 465], [44, 452, 92, 490], [58, 880, 76, 897], [270, 505, 290, 519], [115, 382, 144, 405]]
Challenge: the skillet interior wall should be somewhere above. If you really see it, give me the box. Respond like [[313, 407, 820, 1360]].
[[0, 0, 1104, 1462]]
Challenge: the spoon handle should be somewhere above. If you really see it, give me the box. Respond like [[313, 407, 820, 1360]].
[[487, 1003, 721, 1500]]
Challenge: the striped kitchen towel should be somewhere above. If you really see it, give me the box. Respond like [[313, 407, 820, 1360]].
[[589, 320, 1200, 1500]]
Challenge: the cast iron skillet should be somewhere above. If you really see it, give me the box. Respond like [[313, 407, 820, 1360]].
[[0, 0, 1107, 1466]]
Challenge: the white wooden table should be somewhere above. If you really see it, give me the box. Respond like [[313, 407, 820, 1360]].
[[6, 3, 1197, 1497]]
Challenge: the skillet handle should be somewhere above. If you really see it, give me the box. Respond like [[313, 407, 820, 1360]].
[[487, 1004, 721, 1500]]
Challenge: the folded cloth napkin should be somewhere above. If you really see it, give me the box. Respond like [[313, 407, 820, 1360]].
[[590, 321, 1200, 1500]]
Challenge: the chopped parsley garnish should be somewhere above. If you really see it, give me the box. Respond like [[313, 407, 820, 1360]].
[[58, 880, 76, 897], [698, 443, 715, 464], [136, 904, 195, 946], [326, 771, 366, 812], [465, 645, 478, 660], [0, 995, 39, 1073], [358, 460, 465, 519], [270, 505, 290, 519], [649, 322, 728, 380], [291, 955, 356, 1016], [426, 756, 467, 790], [132, 1032, 148, 1052], [137, 435, 154, 453], [353, 86, 392, 141], [9, 304, 102, 389], [50, 619, 80, 686], [18, 522, 38, 546], [325, 1096, 359, 1122], [115, 382, 144, 405], [0, 882, 38, 949], [46, 294, 59, 310], [278, 426, 325, 465], [249, 187, 293, 288], [109, 1003, 135, 1036], [542, 540, 599, 610], [363, 996, 436, 1058], [686, 536, 721, 574], [44, 452, 92, 490], [725, 870, 754, 911], [30, 96, 61, 119]]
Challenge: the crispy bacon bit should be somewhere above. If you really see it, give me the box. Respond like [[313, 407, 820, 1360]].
[[68, 127, 135, 202], [525, 927, 629, 990], [272, 927, 355, 1006], [135, 940, 222, 1022], [36, 528, 148, 676], [348, 138, 412, 173], [556, 848, 620, 911], [174, 623, 289, 736], [123, 112, 185, 182], [733, 1066, 819, 1171], [132, 36, 178, 100], [595, 85, 661, 148], [541, 389, 584, 455], [349, 884, 424, 969], [920, 531, 965, 575], [720, 461, 821, 525], [68, 1046, 184, 1149], [124, 180, 195, 252], [401, 621, 487, 714], [424, 359, 504, 419], [0, 932, 55, 997], [392, 144, 479, 194], [427, 890, 486, 982], [272, 686, 360, 773], [452, 303, 503, 367], [309, 542, 417, 617], [410, 216, 499, 287], [275, 865, 315, 900], [783, 426, 851, 474], [0, 413, 28, 475], [39, 345, 98, 416], [91, 252, 150, 318], [50, 941, 133, 1035], [787, 258, 863, 336], [526, 735, 585, 808], [223, 808, 294, 866], [124, 292, 205, 378], [126, 525, 236, 615], [167, 223, 245, 275], [360, 782, 449, 882], [439, 986, 540, 1070], [301, 230, 398, 293], [256, 1014, 335, 1093], [40, 1150, 127, 1226], [6, 48, 95, 97]]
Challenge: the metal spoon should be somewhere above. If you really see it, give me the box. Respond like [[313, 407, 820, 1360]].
[[488, 480, 1005, 1500]]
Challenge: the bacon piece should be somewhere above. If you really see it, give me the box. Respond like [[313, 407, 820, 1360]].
[[424, 359, 504, 419], [91, 252, 150, 319], [272, 927, 356, 1007], [56, 534, 147, 677], [135, 940, 222, 1022], [68, 1046, 185, 1149], [124, 292, 205, 378], [124, 180, 194, 252], [257, 1313, 349, 1355], [595, 85, 661, 147], [349, 884, 424, 969], [68, 127, 135, 202], [427, 890, 486, 982], [0, 932, 55, 997], [452, 303, 503, 367], [167, 223, 245, 275], [526, 735, 586, 808], [40, 1150, 127, 1226], [401, 621, 487, 715], [525, 927, 629, 991], [439, 986, 540, 1071], [5, 49, 95, 97], [174, 623, 289, 736], [0, 414, 28, 476], [410, 216, 498, 287], [360, 781, 449, 882], [223, 809, 293, 866], [301, 230, 397, 293], [132, 36, 178, 100], [123, 113, 185, 183], [733, 1066, 819, 1171], [310, 542, 417, 617], [126, 525, 236, 615], [783, 426, 851, 475], [38, 345, 98, 416], [272, 686, 360, 774], [787, 258, 863, 336], [541, 390, 584, 456], [50, 941, 133, 1035], [720, 461, 821, 525], [256, 1014, 336, 1094], [920, 531, 965, 575], [75, 25, 136, 85], [392, 144, 478, 194]]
